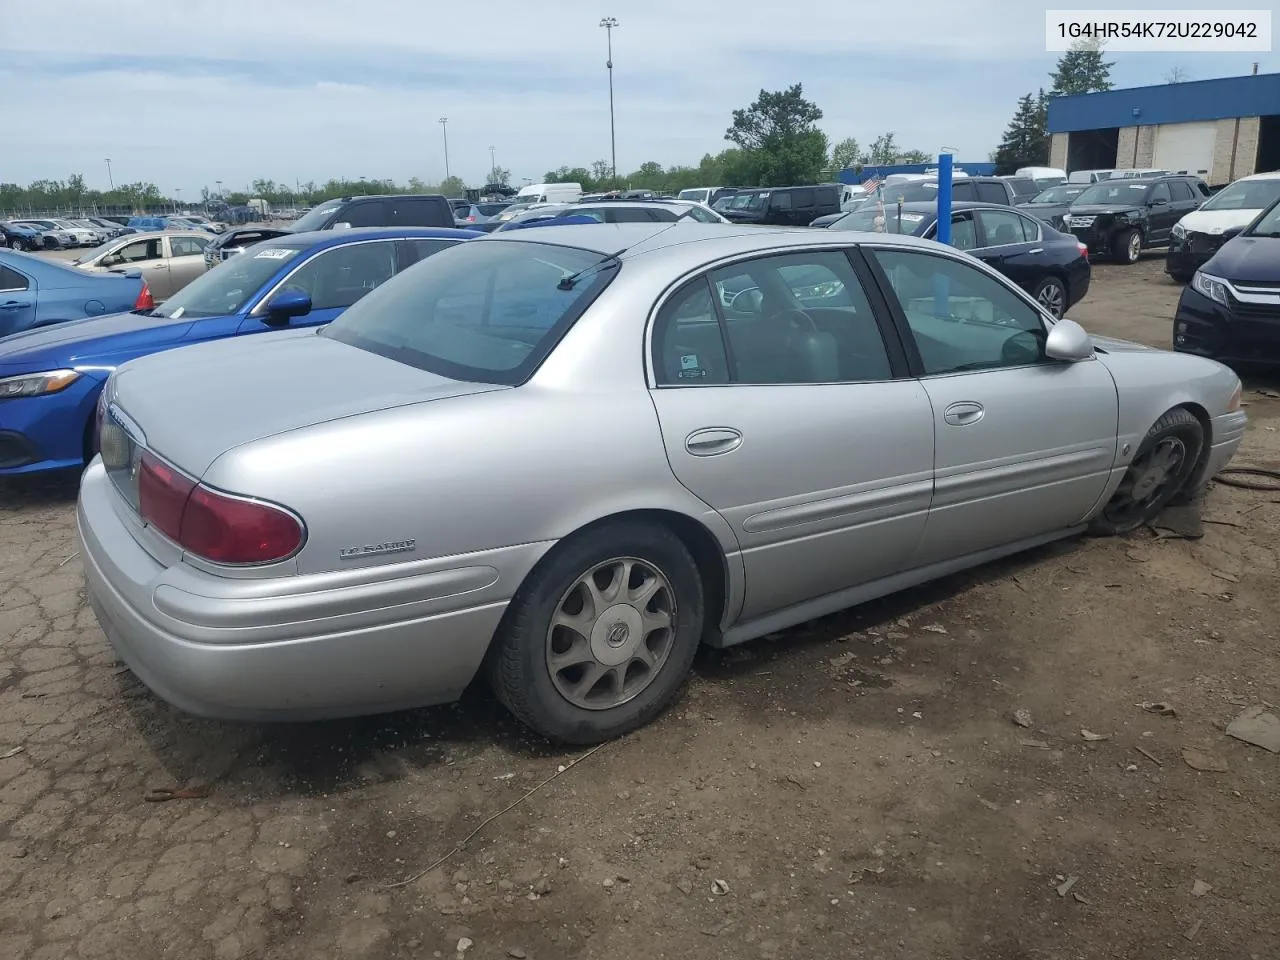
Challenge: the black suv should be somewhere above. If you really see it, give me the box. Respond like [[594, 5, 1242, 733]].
[[1064, 175, 1209, 264], [877, 176, 1019, 206], [287, 194, 455, 232], [720, 184, 843, 226]]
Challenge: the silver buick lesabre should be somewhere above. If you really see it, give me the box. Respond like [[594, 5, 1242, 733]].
[[78, 221, 1247, 744]]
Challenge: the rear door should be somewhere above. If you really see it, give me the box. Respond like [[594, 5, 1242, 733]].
[[648, 247, 935, 622], [335, 200, 387, 228], [110, 237, 171, 297], [866, 246, 1117, 566], [391, 197, 452, 227], [971, 208, 1046, 293], [165, 235, 210, 292], [0, 263, 36, 336], [239, 239, 400, 332], [1168, 179, 1201, 224]]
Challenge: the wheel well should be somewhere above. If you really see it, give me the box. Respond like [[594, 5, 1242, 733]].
[[539, 509, 730, 641], [1174, 401, 1213, 475]]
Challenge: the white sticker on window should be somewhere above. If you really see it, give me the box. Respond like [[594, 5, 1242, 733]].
[[254, 248, 298, 260]]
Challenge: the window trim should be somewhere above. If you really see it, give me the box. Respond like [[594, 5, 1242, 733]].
[[861, 244, 1071, 381], [646, 244, 912, 389], [249, 238, 402, 316]]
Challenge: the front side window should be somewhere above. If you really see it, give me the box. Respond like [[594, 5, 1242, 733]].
[[115, 239, 162, 263], [872, 249, 1049, 375], [272, 241, 398, 310], [654, 250, 892, 385], [976, 209, 1035, 246], [1148, 182, 1172, 204], [322, 239, 618, 385]]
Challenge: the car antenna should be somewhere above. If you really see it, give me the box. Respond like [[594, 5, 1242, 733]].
[[556, 221, 684, 290]]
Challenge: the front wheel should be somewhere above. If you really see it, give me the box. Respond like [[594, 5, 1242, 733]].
[[1033, 276, 1067, 318], [1168, 270, 1192, 283], [1114, 228, 1142, 264], [1088, 408, 1203, 536], [488, 520, 705, 744]]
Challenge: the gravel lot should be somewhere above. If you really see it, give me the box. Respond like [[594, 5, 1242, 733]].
[[2, 254, 1279, 960]]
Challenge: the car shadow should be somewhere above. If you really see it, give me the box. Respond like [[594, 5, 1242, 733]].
[[0, 469, 81, 510], [115, 537, 1087, 802]]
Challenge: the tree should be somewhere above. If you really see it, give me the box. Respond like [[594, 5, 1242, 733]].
[[993, 90, 1051, 174], [488, 166, 511, 186], [1164, 65, 1190, 83], [1049, 38, 1114, 96], [866, 133, 900, 165], [724, 83, 826, 185], [590, 159, 612, 184], [438, 176, 466, 198], [829, 137, 862, 172], [898, 149, 931, 164]]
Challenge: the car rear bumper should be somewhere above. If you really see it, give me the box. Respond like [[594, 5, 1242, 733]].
[[77, 461, 549, 721]]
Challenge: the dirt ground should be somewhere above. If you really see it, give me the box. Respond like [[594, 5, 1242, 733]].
[[2, 254, 1279, 960]]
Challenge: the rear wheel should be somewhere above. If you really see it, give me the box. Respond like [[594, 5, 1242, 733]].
[[1033, 276, 1067, 318], [1114, 228, 1142, 264], [488, 520, 705, 744], [1088, 408, 1203, 535]]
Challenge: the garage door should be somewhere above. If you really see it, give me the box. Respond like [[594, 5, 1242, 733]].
[[1153, 121, 1217, 177]]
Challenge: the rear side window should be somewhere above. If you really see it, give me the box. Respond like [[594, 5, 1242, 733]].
[[815, 187, 839, 207], [1169, 181, 1195, 202], [976, 181, 1009, 203], [0, 265, 28, 291], [952, 182, 978, 201], [792, 189, 815, 208], [322, 239, 618, 385], [338, 201, 386, 228], [391, 197, 453, 227], [770, 192, 793, 211]]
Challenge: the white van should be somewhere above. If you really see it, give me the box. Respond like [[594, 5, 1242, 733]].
[[493, 182, 583, 223], [1016, 166, 1067, 188]]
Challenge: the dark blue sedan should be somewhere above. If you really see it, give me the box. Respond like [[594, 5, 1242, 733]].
[[0, 226, 476, 475], [0, 250, 149, 338]]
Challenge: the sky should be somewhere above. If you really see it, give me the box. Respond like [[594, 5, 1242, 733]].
[[2, 0, 1275, 196]]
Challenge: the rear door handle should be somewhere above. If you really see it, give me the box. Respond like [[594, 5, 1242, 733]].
[[1027, 248, 1043, 254], [943, 401, 984, 426], [0, 301, 24, 310], [685, 427, 743, 456]]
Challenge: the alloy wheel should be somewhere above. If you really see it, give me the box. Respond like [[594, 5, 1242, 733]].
[[1102, 436, 1187, 527], [1037, 281, 1065, 318], [545, 556, 677, 711]]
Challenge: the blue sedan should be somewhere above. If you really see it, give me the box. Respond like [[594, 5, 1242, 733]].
[[0, 250, 149, 339], [0, 226, 476, 475]]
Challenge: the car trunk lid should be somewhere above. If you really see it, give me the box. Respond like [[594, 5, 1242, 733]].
[[105, 329, 505, 486]]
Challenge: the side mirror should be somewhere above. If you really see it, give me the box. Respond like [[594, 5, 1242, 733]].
[[1220, 225, 1244, 241], [263, 289, 312, 325], [1044, 317, 1094, 362]]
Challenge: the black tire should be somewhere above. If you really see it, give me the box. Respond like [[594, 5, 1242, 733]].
[[1113, 227, 1142, 264], [1088, 408, 1204, 536], [488, 519, 705, 744], [1168, 270, 1192, 283], [1032, 276, 1068, 318]]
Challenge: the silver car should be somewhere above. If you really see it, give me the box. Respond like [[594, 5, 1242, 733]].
[[72, 231, 212, 300], [78, 223, 1247, 744]]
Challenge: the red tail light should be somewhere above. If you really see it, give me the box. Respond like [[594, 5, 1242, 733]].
[[1077, 242, 1089, 261], [137, 451, 304, 564], [134, 281, 154, 310], [466, 215, 476, 222]]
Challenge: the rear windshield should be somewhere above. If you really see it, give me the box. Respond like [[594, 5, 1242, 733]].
[[322, 239, 618, 385], [828, 205, 930, 235]]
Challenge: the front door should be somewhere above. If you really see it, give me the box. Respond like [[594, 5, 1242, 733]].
[[108, 237, 171, 298], [238, 238, 404, 333], [865, 246, 1118, 567], [1145, 181, 1177, 243], [648, 248, 934, 623]]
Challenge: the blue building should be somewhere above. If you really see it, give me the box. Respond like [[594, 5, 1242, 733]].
[[1046, 71, 1280, 185]]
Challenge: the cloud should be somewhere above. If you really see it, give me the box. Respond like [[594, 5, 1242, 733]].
[[2, 0, 1274, 194]]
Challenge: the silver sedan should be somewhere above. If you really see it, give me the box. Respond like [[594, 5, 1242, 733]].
[[78, 222, 1247, 743], [72, 231, 213, 300]]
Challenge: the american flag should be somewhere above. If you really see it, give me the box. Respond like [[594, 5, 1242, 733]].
[[861, 177, 881, 196]]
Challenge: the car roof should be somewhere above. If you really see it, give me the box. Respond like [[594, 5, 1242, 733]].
[[268, 226, 480, 247], [480, 221, 954, 261]]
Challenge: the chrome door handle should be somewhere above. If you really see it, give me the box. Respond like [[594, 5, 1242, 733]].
[[1027, 248, 1043, 254], [943, 401, 984, 426], [685, 427, 743, 456]]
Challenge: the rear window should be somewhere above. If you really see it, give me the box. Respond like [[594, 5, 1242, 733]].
[[322, 239, 619, 385]]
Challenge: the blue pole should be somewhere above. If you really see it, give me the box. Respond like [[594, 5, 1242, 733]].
[[933, 152, 953, 318], [936, 153, 953, 245]]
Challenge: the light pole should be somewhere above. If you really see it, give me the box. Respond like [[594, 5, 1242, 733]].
[[438, 118, 451, 182], [359, 176, 368, 195], [174, 187, 182, 213], [489, 145, 496, 184], [216, 179, 223, 198], [599, 17, 618, 187], [104, 158, 114, 190]]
